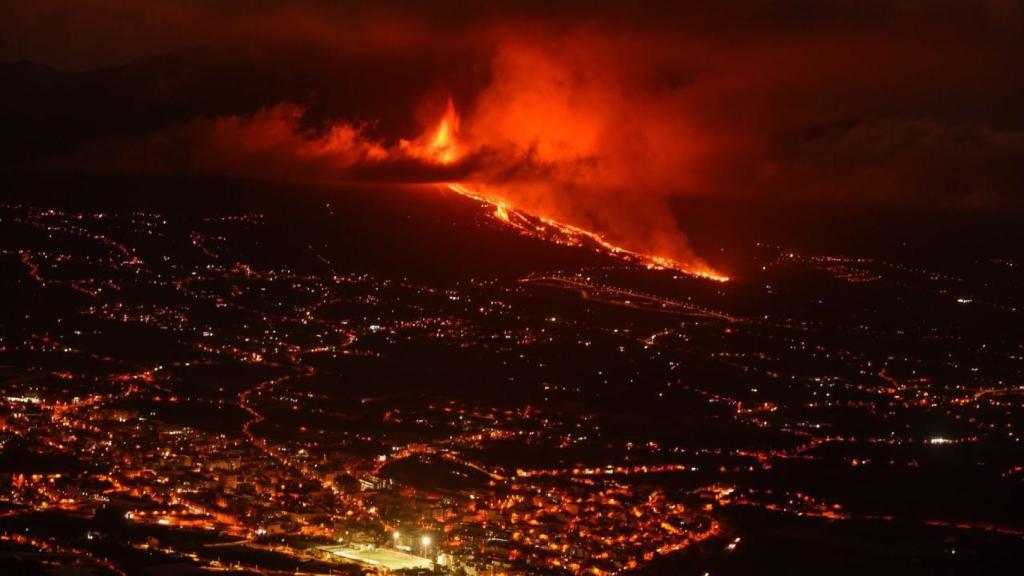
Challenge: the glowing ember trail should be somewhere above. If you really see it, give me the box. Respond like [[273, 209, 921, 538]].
[[407, 99, 729, 281], [446, 183, 730, 281]]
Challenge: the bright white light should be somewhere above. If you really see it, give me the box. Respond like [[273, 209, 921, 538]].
[[421, 535, 432, 547], [393, 531, 401, 540]]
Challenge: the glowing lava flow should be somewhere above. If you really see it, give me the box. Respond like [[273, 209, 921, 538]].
[[445, 183, 730, 282], [408, 99, 729, 282]]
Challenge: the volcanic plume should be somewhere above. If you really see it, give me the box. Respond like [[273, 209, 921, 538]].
[[436, 34, 728, 279]]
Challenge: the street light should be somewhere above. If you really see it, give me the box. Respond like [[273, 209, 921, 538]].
[[420, 535, 431, 548]]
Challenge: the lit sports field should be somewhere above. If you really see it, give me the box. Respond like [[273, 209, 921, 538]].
[[318, 545, 432, 571]]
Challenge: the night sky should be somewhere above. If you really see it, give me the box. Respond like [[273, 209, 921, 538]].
[[3, 1, 1023, 268]]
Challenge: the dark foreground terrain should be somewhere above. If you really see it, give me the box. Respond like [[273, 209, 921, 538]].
[[1, 174, 1022, 575]]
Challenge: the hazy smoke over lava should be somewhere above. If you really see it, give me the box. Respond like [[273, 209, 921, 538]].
[[454, 31, 724, 269]]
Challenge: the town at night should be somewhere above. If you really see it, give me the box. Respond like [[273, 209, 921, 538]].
[[2, 2, 1023, 575]]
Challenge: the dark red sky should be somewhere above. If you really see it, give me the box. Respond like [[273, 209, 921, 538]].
[[2, 1, 1023, 265]]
